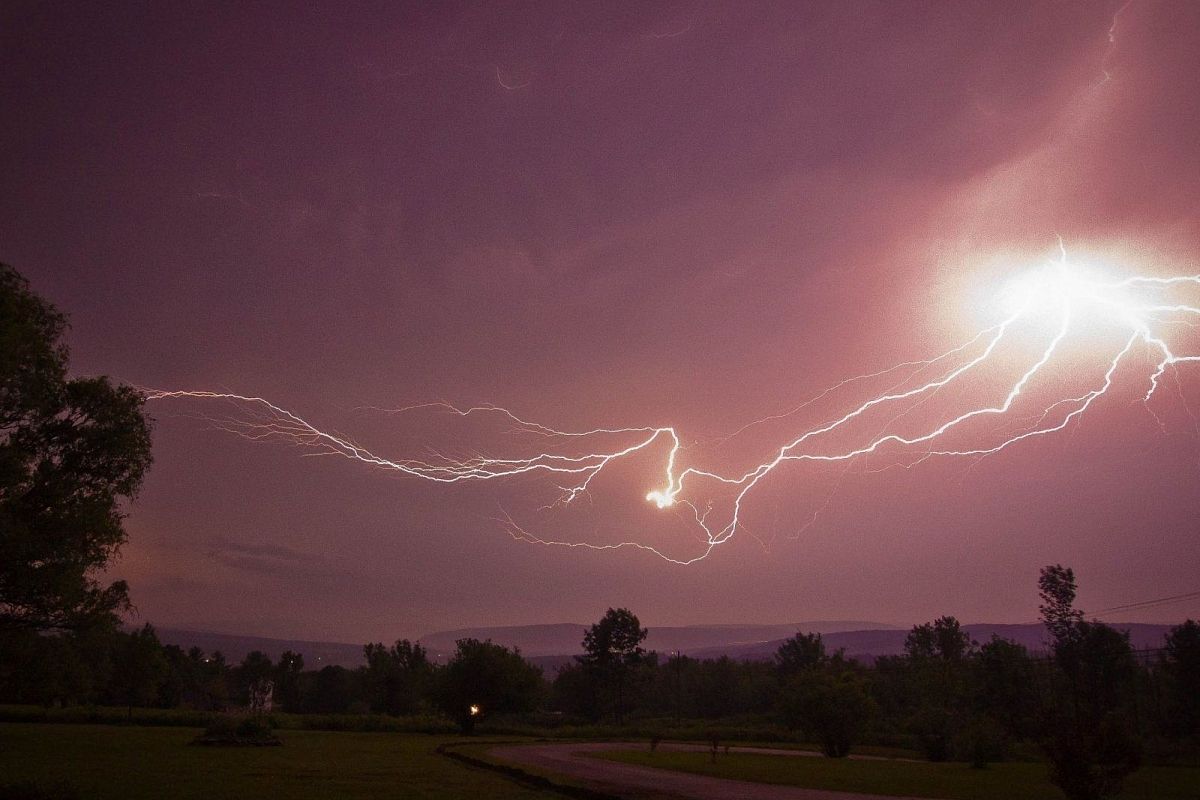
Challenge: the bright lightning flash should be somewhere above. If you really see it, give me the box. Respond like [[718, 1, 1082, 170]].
[[144, 245, 1200, 564]]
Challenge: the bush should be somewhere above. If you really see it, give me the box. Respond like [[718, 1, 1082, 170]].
[[192, 714, 281, 746], [910, 705, 954, 762], [781, 670, 876, 758], [1043, 714, 1141, 800], [957, 718, 1007, 768]]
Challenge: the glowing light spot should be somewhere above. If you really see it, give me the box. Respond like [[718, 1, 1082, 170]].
[[646, 490, 675, 509]]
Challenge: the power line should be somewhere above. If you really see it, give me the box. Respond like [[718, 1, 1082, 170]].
[[1091, 589, 1200, 616]]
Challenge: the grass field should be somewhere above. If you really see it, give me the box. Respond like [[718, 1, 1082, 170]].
[[593, 749, 1200, 800], [0, 723, 556, 800]]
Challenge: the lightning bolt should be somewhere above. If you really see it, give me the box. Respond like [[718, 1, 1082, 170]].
[[144, 244, 1200, 565]]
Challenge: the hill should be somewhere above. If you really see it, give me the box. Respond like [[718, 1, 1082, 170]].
[[150, 620, 1178, 671], [685, 622, 1178, 663], [417, 620, 899, 660]]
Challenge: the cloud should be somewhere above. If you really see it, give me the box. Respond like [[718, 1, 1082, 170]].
[[204, 536, 358, 584]]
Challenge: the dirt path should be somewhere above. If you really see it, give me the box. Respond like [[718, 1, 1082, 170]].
[[489, 742, 925, 800]]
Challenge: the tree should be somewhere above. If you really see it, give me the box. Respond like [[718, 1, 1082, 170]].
[[905, 616, 974, 662], [4, 629, 98, 708], [435, 638, 542, 734], [1039, 564, 1084, 647], [1162, 620, 1200, 738], [551, 660, 602, 721], [0, 263, 153, 632], [110, 624, 168, 717], [363, 639, 432, 715], [775, 632, 828, 678], [974, 636, 1037, 741], [235, 650, 274, 708], [308, 665, 353, 714], [1038, 565, 1140, 800], [781, 667, 875, 757], [274, 650, 305, 713], [579, 608, 647, 723], [904, 616, 975, 761], [157, 644, 193, 708], [197, 650, 231, 711]]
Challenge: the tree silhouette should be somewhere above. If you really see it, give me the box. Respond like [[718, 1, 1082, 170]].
[[579, 608, 647, 724], [0, 263, 153, 632], [1163, 620, 1200, 737], [274, 650, 305, 713], [435, 638, 541, 734], [1038, 564, 1140, 800], [111, 624, 167, 718], [363, 639, 432, 715], [775, 631, 828, 678]]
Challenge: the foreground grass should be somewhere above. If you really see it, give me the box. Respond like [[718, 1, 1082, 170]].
[[0, 704, 457, 734], [594, 749, 1200, 800], [0, 723, 555, 800]]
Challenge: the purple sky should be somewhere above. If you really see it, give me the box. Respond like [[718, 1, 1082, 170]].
[[3, 2, 1199, 642]]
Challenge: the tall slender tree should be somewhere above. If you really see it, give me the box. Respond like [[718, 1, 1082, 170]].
[[1038, 565, 1140, 800]]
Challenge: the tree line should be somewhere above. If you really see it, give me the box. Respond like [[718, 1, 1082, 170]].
[[0, 624, 541, 734], [3, 570, 1199, 798]]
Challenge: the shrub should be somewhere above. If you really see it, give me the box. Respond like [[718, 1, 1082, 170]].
[[192, 714, 281, 746], [910, 705, 954, 762], [957, 718, 1007, 768], [781, 670, 876, 758]]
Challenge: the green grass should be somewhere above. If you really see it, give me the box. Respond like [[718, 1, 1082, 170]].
[[592, 749, 1200, 800], [0, 704, 458, 734], [0, 723, 556, 799]]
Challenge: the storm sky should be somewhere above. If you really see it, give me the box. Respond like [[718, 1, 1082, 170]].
[[3, 1, 1198, 642]]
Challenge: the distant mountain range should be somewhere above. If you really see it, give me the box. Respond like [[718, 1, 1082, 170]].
[[151, 620, 1178, 672]]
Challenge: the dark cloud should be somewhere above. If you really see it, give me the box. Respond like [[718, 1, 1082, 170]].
[[203, 536, 352, 582]]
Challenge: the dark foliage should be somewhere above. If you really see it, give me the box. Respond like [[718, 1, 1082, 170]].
[[775, 631, 828, 678], [578, 607, 648, 724], [781, 666, 875, 757], [363, 639, 432, 715], [0, 264, 153, 633], [434, 638, 542, 734], [1162, 619, 1200, 738], [1039, 565, 1142, 800], [0, 561, 1191, 779], [192, 714, 281, 746]]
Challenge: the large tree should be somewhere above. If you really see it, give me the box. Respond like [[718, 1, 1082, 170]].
[[434, 638, 542, 734], [111, 623, 168, 717], [274, 650, 306, 713], [579, 607, 647, 724], [775, 631, 828, 678], [0, 263, 152, 632], [781, 666, 875, 758], [1038, 565, 1140, 800], [904, 616, 974, 662], [363, 638, 432, 715], [1163, 620, 1200, 738]]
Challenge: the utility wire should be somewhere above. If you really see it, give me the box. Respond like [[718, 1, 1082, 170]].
[[1090, 589, 1200, 616]]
